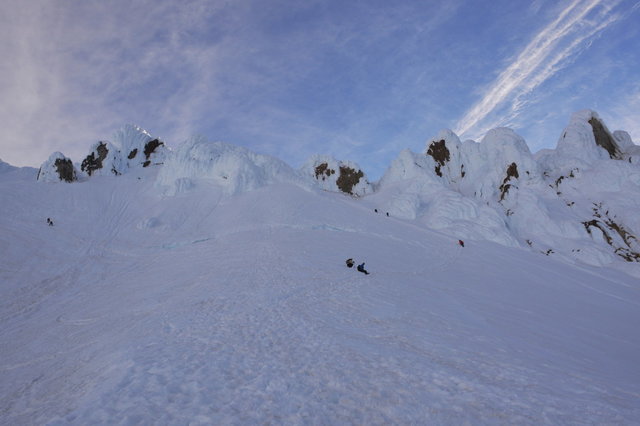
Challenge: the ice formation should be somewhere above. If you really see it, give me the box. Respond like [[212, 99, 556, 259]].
[[30, 110, 639, 269], [156, 135, 303, 196], [375, 110, 639, 267]]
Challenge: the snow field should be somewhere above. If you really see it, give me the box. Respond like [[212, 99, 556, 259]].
[[1, 170, 639, 424]]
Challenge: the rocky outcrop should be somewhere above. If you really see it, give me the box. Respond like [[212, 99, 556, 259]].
[[114, 125, 166, 169], [81, 142, 114, 176], [303, 155, 372, 197], [499, 163, 519, 201], [37, 152, 78, 183], [582, 203, 639, 262], [336, 165, 365, 195], [426, 140, 450, 177], [55, 158, 76, 182], [550, 110, 626, 169], [65, 125, 167, 179], [314, 163, 335, 181], [142, 139, 164, 167], [588, 117, 622, 159]]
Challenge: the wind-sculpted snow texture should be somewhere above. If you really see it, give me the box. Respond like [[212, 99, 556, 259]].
[[1, 163, 640, 424], [156, 135, 304, 196], [374, 110, 640, 273], [32, 110, 640, 272], [32, 110, 640, 275]]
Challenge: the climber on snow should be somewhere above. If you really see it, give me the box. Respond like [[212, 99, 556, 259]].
[[458, 239, 464, 247], [357, 262, 369, 275], [346, 258, 354, 268], [47, 218, 54, 226]]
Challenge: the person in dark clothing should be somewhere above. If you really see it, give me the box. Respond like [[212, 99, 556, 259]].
[[357, 263, 369, 275], [458, 239, 464, 247], [346, 258, 354, 268], [47, 218, 54, 226]]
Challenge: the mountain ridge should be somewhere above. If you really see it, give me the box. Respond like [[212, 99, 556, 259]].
[[10, 109, 640, 274], [2, 126, 640, 423]]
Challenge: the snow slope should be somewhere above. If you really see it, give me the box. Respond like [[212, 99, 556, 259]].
[[32, 110, 640, 274], [2, 164, 639, 424]]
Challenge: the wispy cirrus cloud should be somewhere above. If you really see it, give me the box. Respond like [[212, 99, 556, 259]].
[[0, 0, 461, 172], [454, 0, 626, 140], [2, 0, 636, 180]]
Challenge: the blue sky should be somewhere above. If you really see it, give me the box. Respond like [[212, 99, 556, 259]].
[[1, 0, 639, 179]]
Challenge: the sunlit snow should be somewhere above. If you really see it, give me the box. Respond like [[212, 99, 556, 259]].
[[2, 110, 640, 424]]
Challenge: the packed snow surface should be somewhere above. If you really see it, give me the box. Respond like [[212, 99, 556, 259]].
[[2, 163, 639, 424]]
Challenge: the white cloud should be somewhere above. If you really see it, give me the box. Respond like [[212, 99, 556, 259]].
[[0, 0, 461, 170], [454, 0, 625, 140], [0, 0, 228, 167]]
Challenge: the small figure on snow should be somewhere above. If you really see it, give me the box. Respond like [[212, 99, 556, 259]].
[[357, 262, 369, 275], [458, 239, 464, 247], [47, 218, 54, 226], [386, 212, 389, 217], [374, 208, 378, 213], [346, 258, 354, 268]]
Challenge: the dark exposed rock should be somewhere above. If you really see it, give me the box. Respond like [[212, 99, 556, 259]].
[[81, 142, 109, 176], [426, 140, 450, 177], [314, 163, 335, 181], [499, 163, 519, 201], [54, 158, 76, 182], [583, 219, 611, 244], [336, 166, 364, 195], [583, 204, 639, 262], [588, 118, 622, 159], [143, 139, 163, 166], [128, 149, 138, 159]]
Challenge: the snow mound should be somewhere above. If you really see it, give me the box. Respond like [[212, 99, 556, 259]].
[[374, 114, 640, 270], [302, 155, 372, 197], [375, 146, 517, 246], [423, 129, 466, 185], [114, 124, 167, 170], [0, 158, 16, 174], [460, 127, 541, 200], [156, 136, 303, 196], [36, 152, 77, 183], [550, 110, 623, 169], [78, 125, 167, 177]]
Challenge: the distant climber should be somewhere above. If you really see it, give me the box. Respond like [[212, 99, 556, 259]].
[[386, 212, 389, 217], [346, 258, 354, 268], [374, 208, 378, 213], [458, 239, 464, 247], [47, 218, 54, 226], [357, 262, 369, 275]]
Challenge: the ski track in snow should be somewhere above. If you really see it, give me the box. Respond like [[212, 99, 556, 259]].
[[1, 175, 640, 424]]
